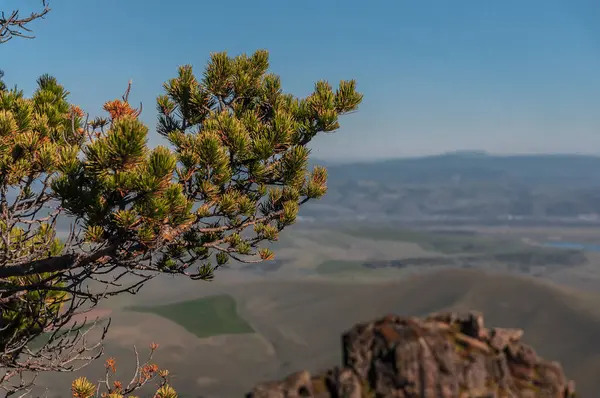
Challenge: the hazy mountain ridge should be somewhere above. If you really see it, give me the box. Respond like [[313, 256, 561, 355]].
[[304, 153, 600, 223]]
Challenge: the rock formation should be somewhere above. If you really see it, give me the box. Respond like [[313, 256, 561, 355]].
[[247, 311, 576, 397]]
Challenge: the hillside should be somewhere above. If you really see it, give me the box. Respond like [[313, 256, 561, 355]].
[[36, 268, 600, 397], [41, 153, 600, 236], [302, 153, 600, 224]]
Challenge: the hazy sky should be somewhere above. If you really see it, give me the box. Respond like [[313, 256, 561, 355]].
[[3, 0, 600, 161]]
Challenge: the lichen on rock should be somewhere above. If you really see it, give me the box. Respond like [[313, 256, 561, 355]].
[[247, 311, 576, 398]]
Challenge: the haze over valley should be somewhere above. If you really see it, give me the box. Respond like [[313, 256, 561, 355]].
[[304, 152, 600, 226], [35, 153, 600, 396]]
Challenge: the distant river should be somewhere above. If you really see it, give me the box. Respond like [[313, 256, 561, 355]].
[[543, 241, 600, 252]]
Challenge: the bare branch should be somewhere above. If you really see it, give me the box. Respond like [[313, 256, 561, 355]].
[[0, 1, 51, 44]]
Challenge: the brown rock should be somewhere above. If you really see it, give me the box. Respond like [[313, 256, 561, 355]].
[[247, 311, 577, 398], [489, 328, 524, 351], [247, 371, 313, 398]]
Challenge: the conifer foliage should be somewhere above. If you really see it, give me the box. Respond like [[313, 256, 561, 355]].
[[0, 50, 362, 395]]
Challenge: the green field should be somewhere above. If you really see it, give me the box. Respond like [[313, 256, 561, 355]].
[[315, 260, 371, 275], [127, 294, 254, 338], [340, 227, 525, 254]]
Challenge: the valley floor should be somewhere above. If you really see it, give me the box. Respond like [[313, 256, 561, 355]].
[[34, 225, 600, 397]]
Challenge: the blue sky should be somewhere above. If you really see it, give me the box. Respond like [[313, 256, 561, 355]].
[[3, 0, 600, 161]]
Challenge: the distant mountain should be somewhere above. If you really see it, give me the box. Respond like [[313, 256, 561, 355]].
[[302, 153, 600, 225], [318, 153, 600, 186]]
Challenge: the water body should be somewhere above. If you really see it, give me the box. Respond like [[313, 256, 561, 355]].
[[544, 241, 600, 252]]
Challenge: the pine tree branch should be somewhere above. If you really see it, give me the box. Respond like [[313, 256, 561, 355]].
[[0, 242, 120, 279]]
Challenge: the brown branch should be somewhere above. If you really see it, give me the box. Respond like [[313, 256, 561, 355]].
[[0, 242, 120, 279], [0, 1, 51, 44]]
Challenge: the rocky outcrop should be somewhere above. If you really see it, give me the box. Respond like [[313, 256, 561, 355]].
[[247, 312, 576, 397]]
